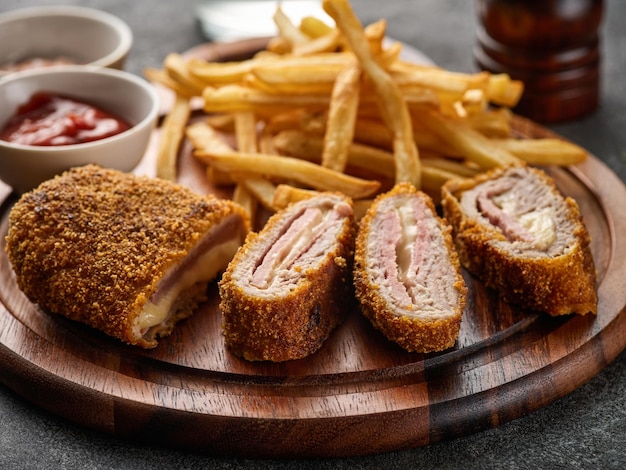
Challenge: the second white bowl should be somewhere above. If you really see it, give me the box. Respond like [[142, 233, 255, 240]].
[[0, 6, 133, 77]]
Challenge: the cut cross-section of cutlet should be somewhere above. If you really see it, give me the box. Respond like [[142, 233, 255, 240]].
[[354, 183, 467, 353]]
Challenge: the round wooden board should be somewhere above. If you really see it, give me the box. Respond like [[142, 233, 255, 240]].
[[1, 43, 626, 458]]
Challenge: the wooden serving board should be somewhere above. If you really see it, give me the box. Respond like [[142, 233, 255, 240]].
[[1, 43, 626, 458]]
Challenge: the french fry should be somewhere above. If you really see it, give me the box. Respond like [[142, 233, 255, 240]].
[[232, 111, 261, 218], [420, 165, 464, 203], [272, 184, 319, 210], [202, 84, 331, 114], [259, 128, 278, 155], [421, 155, 480, 178], [411, 119, 461, 156], [323, 0, 421, 187], [144, 67, 198, 98], [203, 77, 438, 117], [363, 19, 387, 57], [273, 129, 393, 178], [156, 94, 190, 181], [352, 116, 458, 157], [322, 60, 361, 171], [238, 177, 276, 211], [263, 109, 311, 134], [262, 109, 327, 143], [398, 85, 440, 106], [196, 151, 381, 199], [298, 110, 328, 134], [150, 0, 585, 232], [250, 52, 355, 85], [272, 129, 323, 159], [253, 49, 283, 60], [344, 142, 395, 178], [273, 129, 475, 196], [487, 73, 524, 107], [164, 53, 207, 96], [492, 138, 587, 166], [207, 167, 236, 187], [234, 112, 258, 153], [185, 121, 236, 186], [187, 56, 275, 84], [232, 183, 258, 221], [390, 62, 490, 95], [352, 117, 392, 149], [413, 107, 520, 168], [464, 107, 512, 137], [452, 89, 488, 118], [204, 113, 235, 132], [376, 40, 403, 68], [186, 121, 234, 153], [265, 36, 293, 55], [245, 74, 335, 96], [273, 5, 310, 47], [299, 15, 334, 38], [293, 28, 342, 56]]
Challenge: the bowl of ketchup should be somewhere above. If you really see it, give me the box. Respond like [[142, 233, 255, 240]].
[[0, 66, 159, 194]]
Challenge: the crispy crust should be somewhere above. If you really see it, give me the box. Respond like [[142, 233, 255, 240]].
[[441, 163, 597, 316], [354, 183, 467, 353], [5, 164, 250, 348], [219, 194, 356, 362]]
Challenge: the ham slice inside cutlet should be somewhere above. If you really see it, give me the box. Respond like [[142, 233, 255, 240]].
[[440, 163, 597, 316], [461, 168, 559, 252], [354, 183, 466, 353], [363, 188, 462, 317], [218, 193, 356, 362], [250, 201, 352, 290]]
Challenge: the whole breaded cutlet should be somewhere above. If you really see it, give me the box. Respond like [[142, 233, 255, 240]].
[[5, 164, 249, 348]]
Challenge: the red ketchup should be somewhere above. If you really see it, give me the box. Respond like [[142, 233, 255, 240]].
[[0, 92, 131, 146]]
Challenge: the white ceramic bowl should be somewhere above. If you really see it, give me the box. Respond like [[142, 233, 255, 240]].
[[0, 6, 132, 77], [0, 66, 159, 194]]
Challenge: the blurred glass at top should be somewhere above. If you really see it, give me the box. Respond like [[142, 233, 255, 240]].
[[195, 0, 328, 41]]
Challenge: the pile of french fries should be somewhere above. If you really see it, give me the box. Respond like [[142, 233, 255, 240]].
[[146, 0, 587, 222]]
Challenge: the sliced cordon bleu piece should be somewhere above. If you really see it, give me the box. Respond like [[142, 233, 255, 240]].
[[219, 192, 356, 362], [441, 163, 597, 316], [354, 183, 467, 353], [5, 164, 250, 348]]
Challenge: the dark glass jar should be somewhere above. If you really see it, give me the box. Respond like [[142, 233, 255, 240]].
[[474, 0, 604, 123]]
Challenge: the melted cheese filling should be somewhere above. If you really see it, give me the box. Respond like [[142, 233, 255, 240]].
[[493, 192, 557, 250], [136, 238, 241, 331], [396, 204, 418, 284]]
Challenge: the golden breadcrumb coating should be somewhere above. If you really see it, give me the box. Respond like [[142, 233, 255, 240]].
[[354, 183, 466, 353], [441, 163, 597, 316], [5, 164, 250, 348], [219, 193, 356, 362]]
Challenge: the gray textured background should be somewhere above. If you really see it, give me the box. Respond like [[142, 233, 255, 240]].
[[1, 1, 625, 468]]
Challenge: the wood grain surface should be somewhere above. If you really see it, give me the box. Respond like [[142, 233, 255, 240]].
[[0, 42, 625, 458]]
